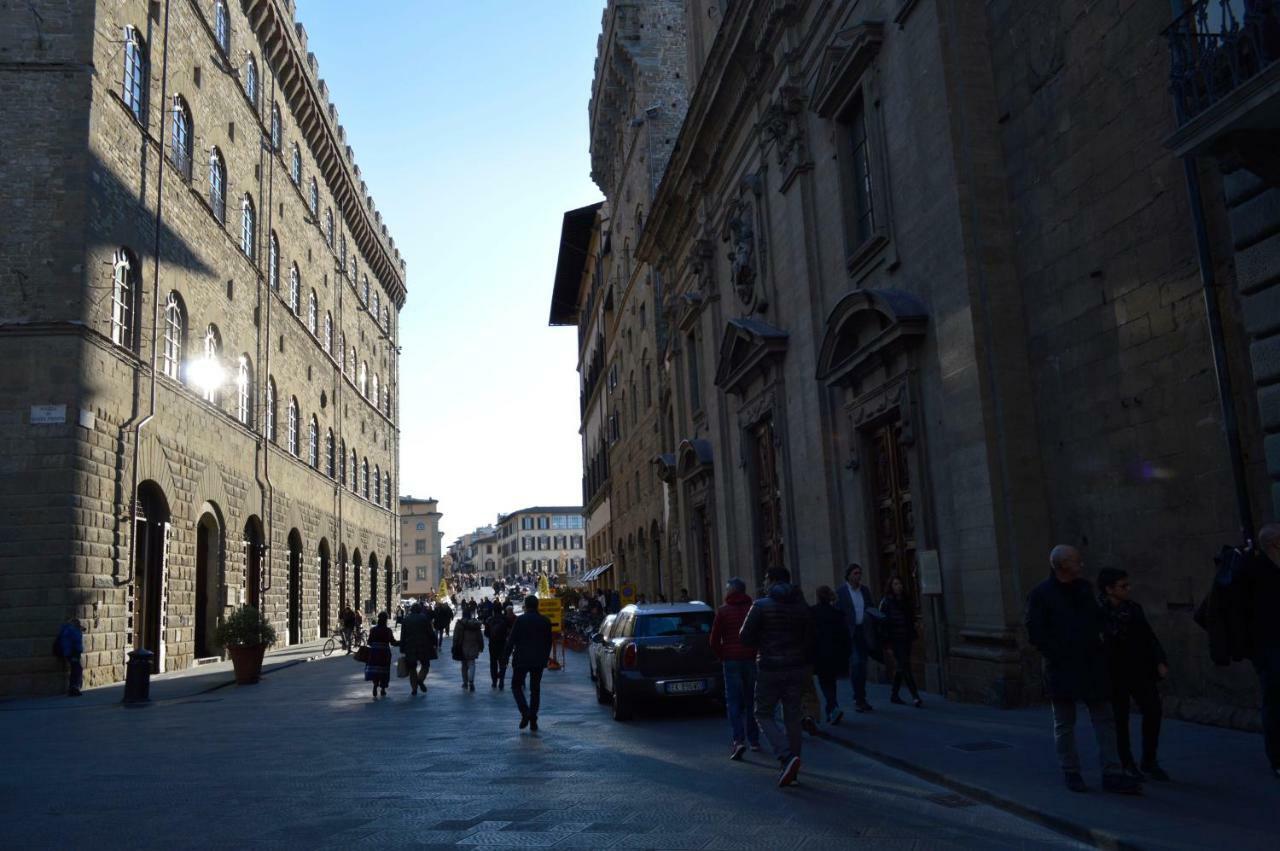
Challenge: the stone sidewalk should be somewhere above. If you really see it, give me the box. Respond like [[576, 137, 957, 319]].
[[816, 681, 1278, 850]]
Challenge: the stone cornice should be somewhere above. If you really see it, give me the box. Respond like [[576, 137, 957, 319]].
[[242, 0, 407, 308]]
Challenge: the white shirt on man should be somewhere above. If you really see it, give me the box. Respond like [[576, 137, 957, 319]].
[[847, 581, 865, 625]]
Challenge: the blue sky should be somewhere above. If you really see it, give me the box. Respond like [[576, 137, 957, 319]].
[[297, 1, 604, 544]]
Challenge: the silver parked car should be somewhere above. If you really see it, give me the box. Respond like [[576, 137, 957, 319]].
[[587, 613, 617, 682]]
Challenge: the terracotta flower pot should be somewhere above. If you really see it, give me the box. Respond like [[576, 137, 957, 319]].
[[227, 643, 267, 684]]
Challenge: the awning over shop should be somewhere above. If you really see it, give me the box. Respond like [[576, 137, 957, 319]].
[[581, 562, 614, 583]]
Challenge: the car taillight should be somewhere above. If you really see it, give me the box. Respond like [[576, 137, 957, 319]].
[[622, 643, 637, 670]]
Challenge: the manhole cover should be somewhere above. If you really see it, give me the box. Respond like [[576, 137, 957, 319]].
[[948, 740, 1012, 752], [928, 793, 977, 808]]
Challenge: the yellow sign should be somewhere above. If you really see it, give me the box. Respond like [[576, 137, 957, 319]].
[[541, 597, 564, 634], [620, 583, 636, 606]]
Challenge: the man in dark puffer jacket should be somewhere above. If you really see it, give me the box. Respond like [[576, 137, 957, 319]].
[[740, 566, 815, 788]]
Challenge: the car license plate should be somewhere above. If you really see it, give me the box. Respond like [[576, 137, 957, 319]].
[[666, 680, 705, 694]]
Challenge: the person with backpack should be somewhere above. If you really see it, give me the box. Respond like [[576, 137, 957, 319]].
[[54, 616, 84, 697]]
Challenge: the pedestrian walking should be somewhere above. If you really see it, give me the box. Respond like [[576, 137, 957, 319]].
[[432, 599, 453, 649], [399, 602, 437, 696], [836, 563, 880, 712], [485, 604, 515, 689], [739, 566, 816, 788], [504, 595, 553, 732], [1246, 524, 1280, 780], [710, 578, 761, 760], [1026, 545, 1140, 794], [880, 576, 923, 707], [340, 606, 357, 652], [365, 612, 398, 699], [452, 615, 484, 691], [54, 616, 84, 697], [811, 586, 850, 725]]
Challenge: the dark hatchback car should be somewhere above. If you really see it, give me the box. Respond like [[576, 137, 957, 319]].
[[592, 603, 723, 721]]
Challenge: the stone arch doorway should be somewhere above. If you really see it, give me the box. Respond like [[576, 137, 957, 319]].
[[352, 550, 363, 618], [337, 544, 348, 614], [133, 481, 171, 672], [195, 504, 226, 659], [318, 539, 332, 638], [287, 529, 303, 645], [243, 516, 264, 611], [367, 552, 379, 616], [384, 555, 393, 613]]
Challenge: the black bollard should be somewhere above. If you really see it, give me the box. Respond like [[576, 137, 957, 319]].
[[122, 649, 154, 705]]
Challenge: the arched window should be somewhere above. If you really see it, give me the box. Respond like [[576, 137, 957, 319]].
[[236, 355, 253, 426], [213, 0, 231, 54], [372, 290, 380, 318], [290, 143, 301, 185], [307, 290, 317, 335], [338, 333, 346, 371], [324, 208, 333, 246], [382, 306, 390, 333], [243, 56, 258, 109], [308, 178, 318, 215], [359, 361, 367, 397], [110, 248, 138, 351], [268, 232, 279, 291], [201, 324, 222, 405], [361, 458, 370, 499], [371, 373, 379, 407], [384, 475, 392, 508], [270, 103, 281, 151], [287, 397, 299, 455], [240, 195, 255, 260], [351, 449, 359, 493], [122, 27, 147, 121], [361, 275, 370, 305], [170, 97, 193, 180], [209, 148, 226, 223], [325, 429, 335, 477], [265, 377, 277, 442], [339, 235, 347, 265], [337, 438, 346, 483], [349, 256, 356, 281], [161, 292, 185, 380], [374, 466, 381, 505], [349, 346, 356, 380], [323, 312, 333, 354], [308, 415, 318, 468], [289, 264, 300, 313]]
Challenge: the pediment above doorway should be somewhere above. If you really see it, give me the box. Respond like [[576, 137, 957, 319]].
[[816, 288, 927, 387], [714, 317, 789, 397]]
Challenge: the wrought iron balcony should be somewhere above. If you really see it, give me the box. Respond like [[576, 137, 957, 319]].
[[1166, 0, 1280, 125]]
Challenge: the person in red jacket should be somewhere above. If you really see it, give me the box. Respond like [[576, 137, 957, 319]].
[[711, 577, 761, 760]]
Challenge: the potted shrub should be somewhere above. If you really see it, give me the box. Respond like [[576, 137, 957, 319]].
[[215, 605, 277, 685]]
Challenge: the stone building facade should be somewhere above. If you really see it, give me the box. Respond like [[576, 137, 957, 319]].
[[0, 0, 406, 695], [556, 0, 1277, 722], [495, 507, 586, 579], [400, 497, 442, 598]]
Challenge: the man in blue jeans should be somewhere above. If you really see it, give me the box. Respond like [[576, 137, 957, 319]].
[[836, 563, 877, 712], [710, 578, 760, 760]]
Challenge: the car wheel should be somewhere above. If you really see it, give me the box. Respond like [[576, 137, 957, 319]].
[[596, 673, 610, 705], [611, 684, 633, 721]]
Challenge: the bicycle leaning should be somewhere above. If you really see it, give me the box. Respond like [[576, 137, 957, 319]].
[[322, 624, 367, 657]]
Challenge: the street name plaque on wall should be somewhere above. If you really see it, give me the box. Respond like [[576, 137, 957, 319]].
[[30, 404, 66, 425]]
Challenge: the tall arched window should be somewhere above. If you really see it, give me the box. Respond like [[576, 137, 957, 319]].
[[351, 449, 359, 493], [209, 148, 226, 223], [372, 290, 380, 318], [324, 208, 333, 246], [289, 264, 300, 313], [213, 0, 230, 54], [361, 458, 370, 499], [308, 178, 318, 215], [268, 232, 279, 291], [270, 103, 281, 151], [161, 292, 185, 380], [265, 377, 277, 442], [382, 306, 390, 333], [323, 312, 333, 354], [337, 438, 346, 483], [170, 97, 193, 180], [338, 333, 346, 371], [384, 475, 392, 508], [287, 397, 299, 456], [359, 361, 367, 397], [236, 355, 253, 426], [307, 290, 318, 335], [122, 27, 148, 121], [349, 256, 356, 281], [243, 57, 258, 108], [339, 235, 347, 265], [240, 195, 255, 260], [374, 466, 381, 505], [361, 275, 370, 305], [308, 415, 318, 468], [291, 143, 301, 184], [349, 346, 356, 380], [110, 248, 138, 351], [371, 373, 379, 407], [325, 429, 335, 477], [201, 324, 222, 405]]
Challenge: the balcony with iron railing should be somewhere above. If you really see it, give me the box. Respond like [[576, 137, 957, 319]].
[[1164, 0, 1280, 161]]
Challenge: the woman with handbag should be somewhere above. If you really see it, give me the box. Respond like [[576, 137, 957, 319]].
[[880, 577, 923, 707], [364, 611, 398, 699]]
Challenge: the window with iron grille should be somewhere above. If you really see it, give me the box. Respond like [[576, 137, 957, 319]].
[[243, 57, 257, 109], [270, 103, 281, 151], [236, 355, 253, 427], [110, 249, 137, 351], [161, 292, 184, 380], [287, 398, 298, 455], [289, 264, 300, 313], [202, 325, 222, 405], [324, 312, 333, 354], [268, 233, 279, 290], [213, 0, 230, 54], [209, 148, 226, 223], [122, 27, 147, 122], [291, 144, 301, 184], [240, 196, 255, 260], [309, 178, 318, 215], [326, 429, 335, 477], [170, 97, 193, 180], [308, 416, 318, 468], [337, 438, 346, 483], [308, 290, 318, 335], [265, 377, 277, 442]]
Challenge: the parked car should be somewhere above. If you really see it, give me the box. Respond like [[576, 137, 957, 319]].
[[587, 614, 618, 682], [593, 603, 723, 721]]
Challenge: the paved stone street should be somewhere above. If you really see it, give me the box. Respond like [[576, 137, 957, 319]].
[[0, 637, 1082, 850]]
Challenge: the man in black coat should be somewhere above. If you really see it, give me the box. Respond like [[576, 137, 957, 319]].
[[835, 563, 879, 712], [504, 595, 553, 732], [399, 602, 437, 696], [1026, 545, 1139, 794], [485, 604, 515, 690]]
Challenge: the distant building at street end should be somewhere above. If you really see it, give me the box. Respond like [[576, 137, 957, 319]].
[[446, 524, 498, 582], [400, 497, 443, 598], [495, 507, 587, 579]]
